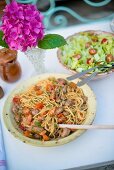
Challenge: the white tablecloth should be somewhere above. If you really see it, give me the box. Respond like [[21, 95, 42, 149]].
[[0, 51, 34, 170], [0, 20, 114, 170]]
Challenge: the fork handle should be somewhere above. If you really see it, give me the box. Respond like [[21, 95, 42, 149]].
[[59, 124, 114, 129], [66, 67, 96, 81], [77, 72, 97, 86]]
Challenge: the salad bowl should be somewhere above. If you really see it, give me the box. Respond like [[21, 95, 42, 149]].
[[57, 30, 114, 79]]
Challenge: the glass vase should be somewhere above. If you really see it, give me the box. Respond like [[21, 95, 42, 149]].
[[25, 47, 46, 75], [110, 17, 114, 32]]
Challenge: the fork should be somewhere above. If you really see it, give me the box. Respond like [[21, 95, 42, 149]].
[[66, 64, 114, 86]]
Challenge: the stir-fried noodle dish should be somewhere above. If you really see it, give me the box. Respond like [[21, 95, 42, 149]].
[[12, 77, 88, 141]]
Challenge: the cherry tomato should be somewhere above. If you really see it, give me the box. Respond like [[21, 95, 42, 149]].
[[101, 38, 108, 44], [13, 96, 20, 104], [87, 58, 94, 64], [105, 54, 113, 63], [85, 42, 92, 48], [36, 90, 43, 95], [23, 131, 31, 137], [19, 124, 26, 131], [35, 102, 44, 109], [46, 84, 55, 92], [23, 107, 30, 115], [42, 134, 49, 141], [89, 48, 97, 55], [73, 54, 81, 60], [69, 82, 77, 88]]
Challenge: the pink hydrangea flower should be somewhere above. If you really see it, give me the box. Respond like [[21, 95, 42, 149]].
[[0, 0, 44, 51]]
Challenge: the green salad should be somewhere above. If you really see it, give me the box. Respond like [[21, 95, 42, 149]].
[[60, 31, 114, 73]]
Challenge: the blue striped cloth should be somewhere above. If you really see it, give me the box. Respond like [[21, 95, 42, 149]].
[[0, 123, 7, 170]]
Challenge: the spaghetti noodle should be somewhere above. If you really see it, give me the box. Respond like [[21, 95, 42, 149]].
[[12, 77, 88, 141]]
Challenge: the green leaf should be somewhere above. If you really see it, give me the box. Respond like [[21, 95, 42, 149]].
[[38, 34, 67, 49], [0, 31, 8, 48]]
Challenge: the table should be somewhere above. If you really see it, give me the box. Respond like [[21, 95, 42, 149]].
[[1, 20, 114, 170]]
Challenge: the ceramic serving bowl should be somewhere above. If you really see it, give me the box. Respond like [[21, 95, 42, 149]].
[[3, 73, 96, 147], [57, 30, 114, 80]]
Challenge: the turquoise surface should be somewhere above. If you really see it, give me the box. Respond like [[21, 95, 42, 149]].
[[5, 0, 114, 29], [6, 0, 37, 4]]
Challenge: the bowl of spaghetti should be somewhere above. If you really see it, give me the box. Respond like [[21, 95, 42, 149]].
[[3, 73, 96, 147]]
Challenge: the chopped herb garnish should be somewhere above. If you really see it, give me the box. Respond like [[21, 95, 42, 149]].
[[34, 121, 41, 127], [54, 124, 58, 128], [47, 105, 52, 108]]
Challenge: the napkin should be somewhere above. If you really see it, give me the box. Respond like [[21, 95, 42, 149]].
[[0, 122, 6, 170]]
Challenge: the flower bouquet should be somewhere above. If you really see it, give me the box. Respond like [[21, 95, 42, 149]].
[[0, 0, 66, 75]]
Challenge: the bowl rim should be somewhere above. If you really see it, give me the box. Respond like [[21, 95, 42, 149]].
[[3, 73, 96, 147], [57, 30, 114, 78]]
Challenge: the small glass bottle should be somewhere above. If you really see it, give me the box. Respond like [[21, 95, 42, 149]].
[[0, 48, 21, 83], [0, 86, 4, 99]]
